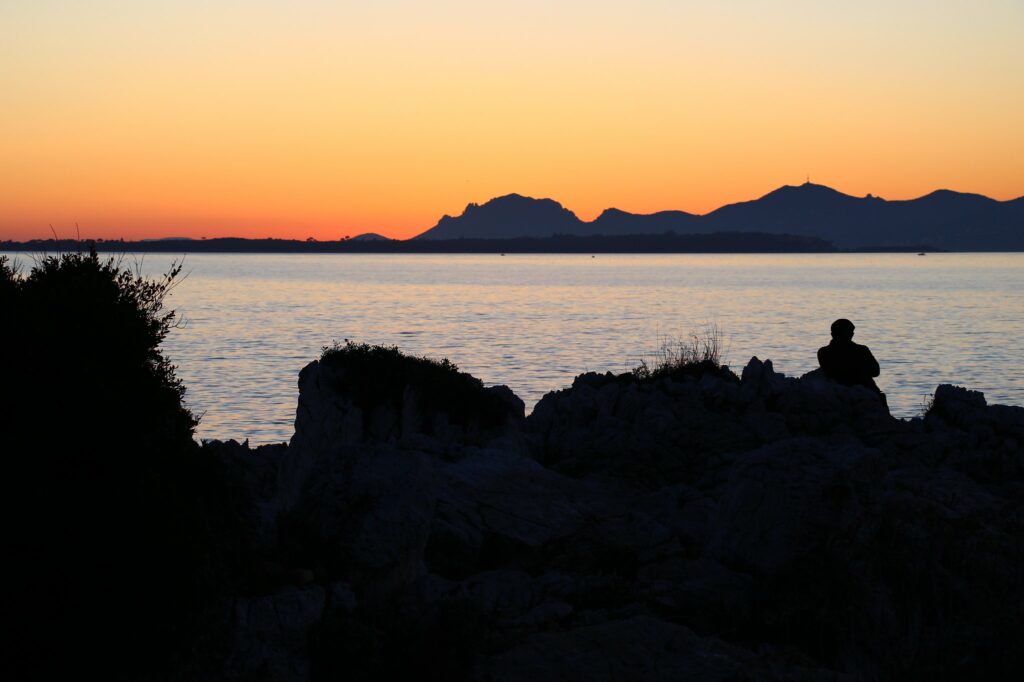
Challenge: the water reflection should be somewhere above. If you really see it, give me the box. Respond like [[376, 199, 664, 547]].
[[26, 252, 1016, 444]]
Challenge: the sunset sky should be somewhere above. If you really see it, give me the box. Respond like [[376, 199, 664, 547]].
[[2, 1, 1022, 241]]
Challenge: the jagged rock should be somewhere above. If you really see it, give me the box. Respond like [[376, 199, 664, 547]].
[[427, 449, 619, 579], [929, 383, 1024, 440], [202, 439, 287, 553], [528, 371, 760, 484], [192, 349, 1023, 681], [925, 384, 1024, 481], [224, 585, 327, 682], [280, 443, 438, 597], [740, 355, 788, 395], [933, 383, 987, 412], [709, 439, 881, 577], [282, 356, 527, 511], [485, 615, 841, 681], [636, 556, 753, 632]]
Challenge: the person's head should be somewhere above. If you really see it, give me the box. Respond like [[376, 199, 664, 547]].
[[830, 318, 855, 342]]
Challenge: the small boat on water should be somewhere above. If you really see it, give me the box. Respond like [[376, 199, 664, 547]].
[[918, 252, 926, 256]]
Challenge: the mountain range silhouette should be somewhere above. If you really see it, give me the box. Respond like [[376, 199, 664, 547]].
[[416, 183, 1024, 250]]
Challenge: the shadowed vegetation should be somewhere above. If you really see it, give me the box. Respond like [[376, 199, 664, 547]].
[[320, 340, 513, 434], [632, 325, 733, 382], [0, 248, 215, 678]]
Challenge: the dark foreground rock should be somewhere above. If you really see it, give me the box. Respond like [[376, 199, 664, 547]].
[[194, 354, 1022, 681]]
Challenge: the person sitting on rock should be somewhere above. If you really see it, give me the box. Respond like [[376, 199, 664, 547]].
[[817, 319, 884, 399]]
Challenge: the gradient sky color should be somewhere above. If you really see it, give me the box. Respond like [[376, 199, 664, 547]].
[[2, 1, 1022, 241]]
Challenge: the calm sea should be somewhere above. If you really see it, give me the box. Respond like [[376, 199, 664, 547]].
[[7, 252, 1022, 443]]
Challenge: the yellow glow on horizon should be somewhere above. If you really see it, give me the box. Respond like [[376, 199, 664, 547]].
[[1, 1, 1022, 241]]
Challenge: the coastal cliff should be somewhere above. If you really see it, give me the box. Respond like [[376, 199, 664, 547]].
[[202, 348, 1023, 681]]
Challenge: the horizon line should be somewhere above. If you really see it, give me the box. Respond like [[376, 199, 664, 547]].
[[4, 181, 1022, 243]]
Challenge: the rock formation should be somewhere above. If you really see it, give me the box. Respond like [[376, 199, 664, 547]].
[[200, 351, 1024, 681]]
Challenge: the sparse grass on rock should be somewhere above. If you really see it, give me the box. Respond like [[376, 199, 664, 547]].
[[632, 324, 732, 382]]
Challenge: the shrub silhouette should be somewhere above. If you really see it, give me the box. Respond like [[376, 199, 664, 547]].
[[0, 248, 209, 677], [320, 340, 512, 436], [632, 325, 732, 382]]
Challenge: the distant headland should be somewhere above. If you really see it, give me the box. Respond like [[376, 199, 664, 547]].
[[414, 183, 1022, 250], [4, 182, 1021, 252], [1, 232, 839, 254]]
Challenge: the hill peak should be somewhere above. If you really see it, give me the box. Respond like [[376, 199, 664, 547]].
[[761, 182, 853, 200], [416, 193, 582, 240], [465, 193, 569, 211], [349, 232, 390, 242], [913, 188, 995, 204], [411, 183, 1020, 248]]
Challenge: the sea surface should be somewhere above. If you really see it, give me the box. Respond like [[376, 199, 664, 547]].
[[7, 251, 1022, 443]]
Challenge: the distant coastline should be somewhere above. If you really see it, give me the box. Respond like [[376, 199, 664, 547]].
[[0, 233, 947, 254], [6, 182, 1020, 251], [409, 184, 1022, 250]]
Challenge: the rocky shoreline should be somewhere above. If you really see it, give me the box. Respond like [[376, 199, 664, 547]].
[[198, 349, 1023, 681]]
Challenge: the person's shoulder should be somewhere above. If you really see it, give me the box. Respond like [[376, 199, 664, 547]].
[[852, 342, 878, 358]]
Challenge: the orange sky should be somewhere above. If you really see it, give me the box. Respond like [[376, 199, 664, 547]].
[[2, 1, 1022, 241]]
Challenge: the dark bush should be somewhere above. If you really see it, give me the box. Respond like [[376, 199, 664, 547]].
[[0, 248, 211, 677], [320, 340, 512, 434]]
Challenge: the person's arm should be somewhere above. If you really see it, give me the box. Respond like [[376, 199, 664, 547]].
[[862, 346, 880, 377]]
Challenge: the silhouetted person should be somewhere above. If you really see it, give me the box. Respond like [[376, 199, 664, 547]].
[[818, 319, 885, 401]]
